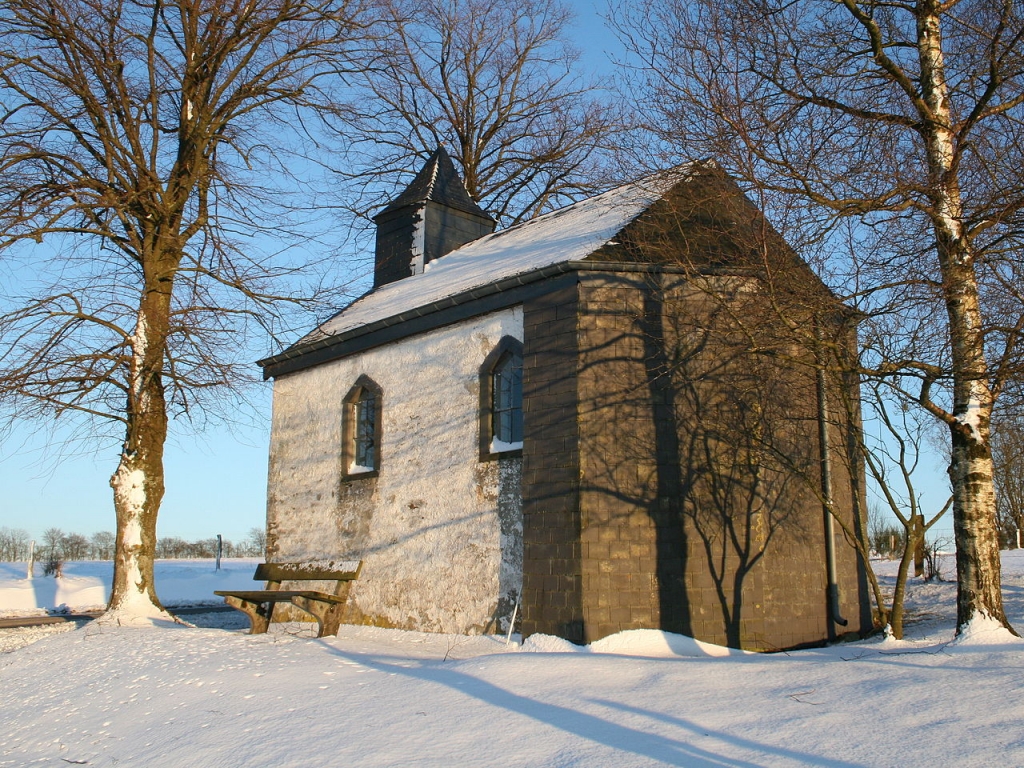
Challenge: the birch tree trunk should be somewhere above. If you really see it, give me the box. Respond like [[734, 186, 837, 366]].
[[917, 2, 1010, 631]]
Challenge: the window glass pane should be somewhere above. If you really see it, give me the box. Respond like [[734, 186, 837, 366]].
[[510, 360, 523, 443], [354, 390, 376, 468], [492, 350, 523, 446]]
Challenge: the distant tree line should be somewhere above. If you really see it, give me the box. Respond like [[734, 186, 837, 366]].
[[0, 526, 266, 562]]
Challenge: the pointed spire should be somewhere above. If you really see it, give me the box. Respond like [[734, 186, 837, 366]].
[[372, 146, 496, 289], [374, 146, 493, 222]]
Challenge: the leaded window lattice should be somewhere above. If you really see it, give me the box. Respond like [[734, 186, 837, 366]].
[[492, 350, 523, 445], [353, 389, 377, 469]]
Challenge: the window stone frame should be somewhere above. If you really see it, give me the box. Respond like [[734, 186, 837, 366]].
[[342, 375, 383, 479], [479, 336, 524, 461]]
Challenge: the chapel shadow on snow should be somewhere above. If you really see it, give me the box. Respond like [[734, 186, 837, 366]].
[[315, 643, 871, 768]]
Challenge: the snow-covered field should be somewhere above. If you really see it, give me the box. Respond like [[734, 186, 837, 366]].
[[2, 553, 1023, 767], [0, 558, 261, 617]]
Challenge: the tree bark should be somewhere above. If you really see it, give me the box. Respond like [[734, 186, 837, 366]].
[[912, 514, 924, 578], [890, 533, 917, 639], [105, 256, 176, 620], [916, 0, 1013, 633], [949, 426, 1009, 629]]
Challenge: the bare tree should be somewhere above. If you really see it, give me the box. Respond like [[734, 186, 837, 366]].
[[41, 527, 66, 560], [338, 0, 624, 226], [992, 403, 1024, 547], [614, 0, 1024, 635], [61, 532, 91, 560], [0, 0, 371, 621], [0, 527, 31, 561], [246, 526, 268, 557], [90, 531, 116, 560], [858, 378, 951, 637], [868, 506, 904, 559], [156, 537, 189, 560]]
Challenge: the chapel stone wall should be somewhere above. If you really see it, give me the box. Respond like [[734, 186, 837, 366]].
[[265, 307, 524, 634], [518, 270, 870, 649]]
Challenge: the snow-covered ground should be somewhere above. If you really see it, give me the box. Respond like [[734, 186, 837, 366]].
[[0, 558, 261, 617], [2, 552, 1023, 767]]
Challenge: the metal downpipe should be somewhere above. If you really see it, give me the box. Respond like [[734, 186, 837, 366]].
[[817, 349, 849, 629]]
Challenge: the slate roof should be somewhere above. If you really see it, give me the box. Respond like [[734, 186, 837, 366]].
[[374, 146, 494, 223], [287, 165, 694, 351]]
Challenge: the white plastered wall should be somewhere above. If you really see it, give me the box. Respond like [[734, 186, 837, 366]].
[[266, 306, 523, 633]]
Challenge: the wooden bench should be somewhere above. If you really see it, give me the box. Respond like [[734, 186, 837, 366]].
[[215, 560, 362, 637]]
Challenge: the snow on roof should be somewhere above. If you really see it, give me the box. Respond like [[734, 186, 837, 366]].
[[306, 167, 691, 344]]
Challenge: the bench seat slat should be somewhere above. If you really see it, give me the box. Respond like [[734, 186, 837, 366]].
[[214, 589, 347, 604], [254, 561, 362, 583]]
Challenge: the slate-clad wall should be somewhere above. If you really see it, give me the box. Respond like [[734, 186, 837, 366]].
[[518, 270, 869, 649], [575, 274, 669, 641], [423, 201, 494, 268], [373, 208, 419, 288], [266, 307, 524, 634], [373, 202, 494, 289], [519, 281, 585, 642]]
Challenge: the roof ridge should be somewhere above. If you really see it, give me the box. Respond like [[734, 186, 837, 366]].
[[424, 150, 440, 198], [442, 165, 693, 249]]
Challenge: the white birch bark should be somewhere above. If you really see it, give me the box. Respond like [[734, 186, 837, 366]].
[[916, 0, 1010, 633]]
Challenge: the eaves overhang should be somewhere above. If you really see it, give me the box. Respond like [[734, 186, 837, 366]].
[[258, 261, 575, 380]]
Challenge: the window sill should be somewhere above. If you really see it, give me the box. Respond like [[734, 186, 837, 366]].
[[490, 439, 523, 453], [343, 466, 379, 480], [479, 442, 523, 462]]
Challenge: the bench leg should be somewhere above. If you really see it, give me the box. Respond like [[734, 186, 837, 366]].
[[223, 596, 274, 634], [290, 597, 345, 637]]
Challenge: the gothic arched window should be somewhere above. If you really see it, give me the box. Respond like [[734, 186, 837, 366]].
[[480, 337, 523, 457], [343, 376, 382, 476]]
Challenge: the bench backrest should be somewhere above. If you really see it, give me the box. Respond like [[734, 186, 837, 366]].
[[255, 560, 362, 583]]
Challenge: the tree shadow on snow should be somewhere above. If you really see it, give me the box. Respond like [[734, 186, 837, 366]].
[[590, 698, 869, 767], [318, 645, 870, 768]]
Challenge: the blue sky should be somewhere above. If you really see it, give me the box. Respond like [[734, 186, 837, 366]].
[[0, 0, 955, 546], [1, 396, 274, 543], [0, 0, 624, 545]]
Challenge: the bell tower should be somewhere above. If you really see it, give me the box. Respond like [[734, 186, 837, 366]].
[[372, 147, 496, 289]]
